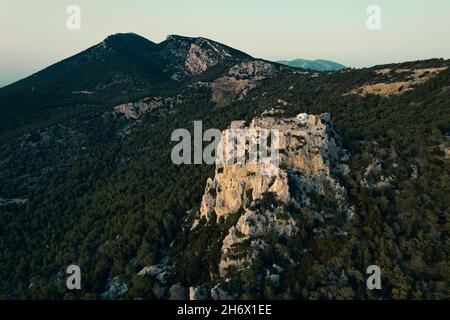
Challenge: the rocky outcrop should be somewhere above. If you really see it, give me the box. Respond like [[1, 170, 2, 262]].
[[228, 60, 286, 79], [362, 159, 394, 190], [189, 286, 207, 300], [114, 95, 182, 119], [198, 113, 348, 221], [347, 67, 448, 97], [160, 35, 249, 80], [192, 113, 351, 278], [210, 284, 235, 300], [169, 283, 188, 300], [138, 264, 174, 284], [210, 60, 288, 106], [185, 39, 232, 75], [0, 198, 28, 207]]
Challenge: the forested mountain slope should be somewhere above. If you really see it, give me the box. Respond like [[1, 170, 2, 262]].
[[0, 34, 449, 299]]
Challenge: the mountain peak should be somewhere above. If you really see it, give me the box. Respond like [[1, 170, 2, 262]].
[[102, 32, 156, 49], [165, 34, 195, 42]]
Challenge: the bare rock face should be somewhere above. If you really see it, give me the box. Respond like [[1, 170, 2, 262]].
[[193, 113, 351, 277], [347, 67, 448, 97], [185, 39, 232, 75], [100, 277, 128, 300], [114, 95, 183, 119], [161, 35, 248, 80], [210, 77, 258, 107], [189, 286, 207, 300], [169, 283, 188, 300], [210, 284, 235, 300], [211, 60, 288, 106], [228, 60, 285, 79]]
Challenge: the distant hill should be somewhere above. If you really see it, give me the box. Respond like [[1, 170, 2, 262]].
[[276, 58, 346, 71]]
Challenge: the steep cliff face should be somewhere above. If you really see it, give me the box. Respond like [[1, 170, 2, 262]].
[[195, 113, 350, 278], [198, 113, 348, 221], [172, 113, 353, 297], [158, 35, 250, 80], [114, 95, 183, 119]]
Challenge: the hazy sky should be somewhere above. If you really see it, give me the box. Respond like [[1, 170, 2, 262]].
[[1, 0, 449, 87]]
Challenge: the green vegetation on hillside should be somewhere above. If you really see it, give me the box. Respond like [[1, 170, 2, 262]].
[[0, 58, 449, 299]]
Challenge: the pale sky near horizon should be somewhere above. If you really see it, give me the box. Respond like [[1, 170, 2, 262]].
[[1, 0, 449, 87]]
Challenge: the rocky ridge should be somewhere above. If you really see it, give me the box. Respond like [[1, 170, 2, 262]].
[[170, 113, 353, 298], [157, 35, 250, 81], [114, 95, 183, 119]]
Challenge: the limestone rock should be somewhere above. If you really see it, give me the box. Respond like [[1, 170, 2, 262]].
[[211, 60, 288, 106], [198, 113, 346, 222], [137, 264, 174, 284], [347, 67, 448, 97], [189, 286, 207, 300], [114, 95, 182, 119], [193, 113, 351, 277]]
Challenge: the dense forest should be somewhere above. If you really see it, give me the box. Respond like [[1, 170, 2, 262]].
[[0, 55, 449, 299]]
